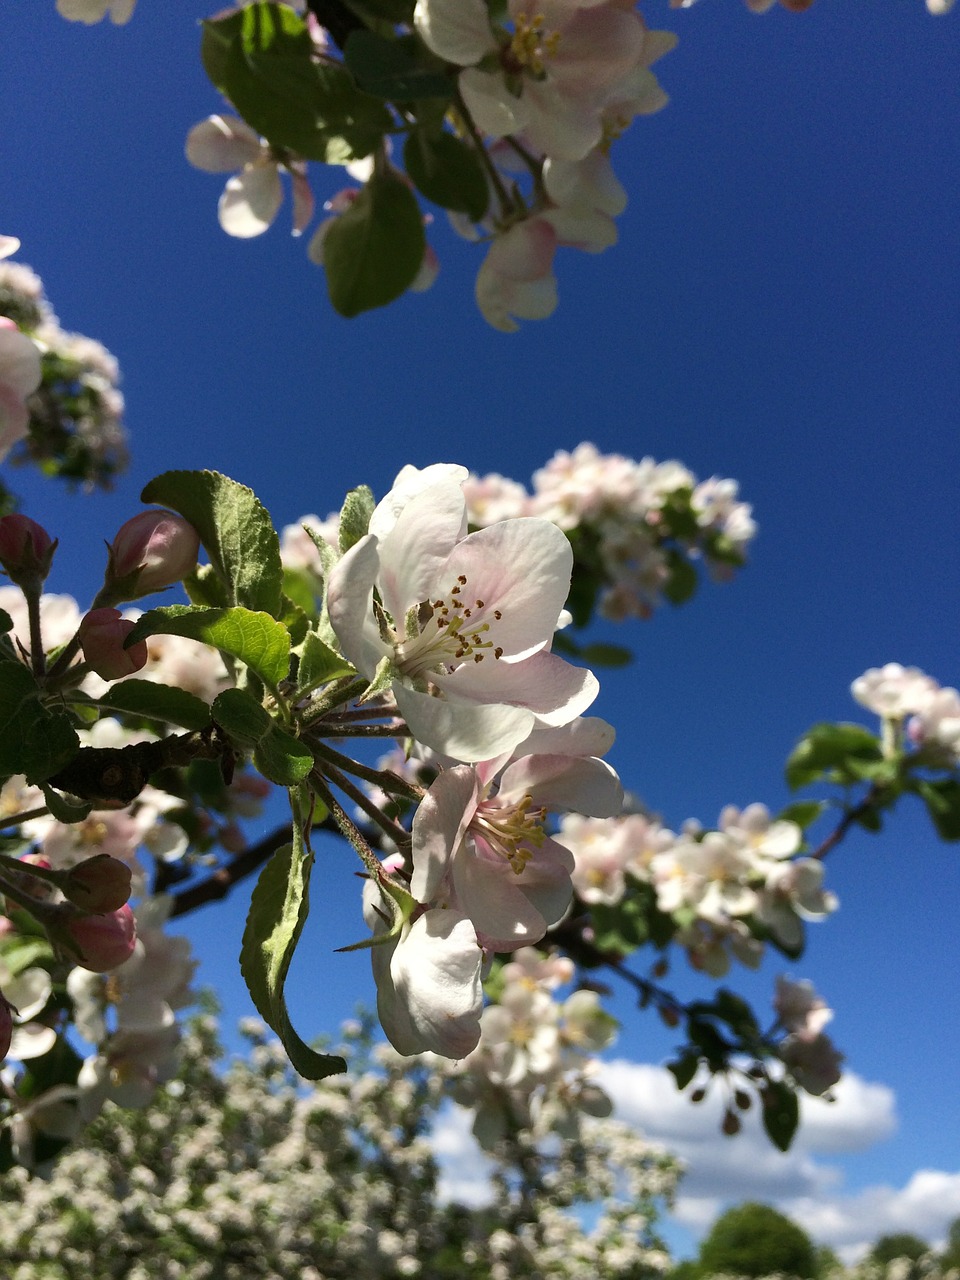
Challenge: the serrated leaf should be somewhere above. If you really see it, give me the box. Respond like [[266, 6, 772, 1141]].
[[404, 129, 489, 219], [0, 664, 80, 785], [338, 484, 375, 554], [345, 31, 453, 101], [761, 1080, 800, 1151], [297, 630, 356, 695], [240, 813, 346, 1080], [141, 470, 283, 618], [213, 687, 273, 746], [127, 605, 291, 690], [253, 726, 314, 785], [323, 171, 426, 317], [97, 679, 213, 732]]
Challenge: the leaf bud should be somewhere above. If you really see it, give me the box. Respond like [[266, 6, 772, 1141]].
[[734, 1088, 752, 1111], [63, 855, 132, 914], [0, 514, 57, 591], [66, 903, 137, 972], [78, 607, 148, 679], [690, 1087, 707, 1104], [102, 509, 200, 603], [721, 1108, 742, 1136]]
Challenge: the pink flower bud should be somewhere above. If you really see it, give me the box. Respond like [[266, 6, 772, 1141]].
[[105, 510, 200, 600], [67, 903, 137, 972], [0, 514, 56, 588], [63, 854, 132, 913], [79, 607, 148, 680]]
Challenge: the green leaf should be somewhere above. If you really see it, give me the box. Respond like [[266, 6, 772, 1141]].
[[663, 549, 698, 606], [667, 1053, 700, 1091], [404, 128, 489, 219], [0, 664, 80, 786], [240, 811, 346, 1080], [203, 4, 391, 161], [346, 31, 453, 101], [213, 687, 273, 746], [777, 799, 828, 830], [96, 679, 213, 732], [253, 726, 314, 785], [127, 605, 291, 690], [338, 484, 375, 553], [761, 1079, 800, 1151], [577, 642, 633, 669], [0, 936, 54, 977], [184, 563, 231, 609], [785, 721, 883, 790], [40, 784, 92, 824], [323, 171, 426, 317], [297, 630, 356, 695], [141, 470, 283, 618], [916, 777, 960, 840], [713, 988, 759, 1039]]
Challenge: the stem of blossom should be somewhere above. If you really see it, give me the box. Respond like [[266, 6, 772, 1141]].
[[452, 90, 517, 222], [298, 677, 370, 729], [309, 740, 423, 803], [25, 590, 46, 679], [810, 783, 887, 860], [310, 756, 413, 851], [0, 805, 49, 830], [0, 850, 61, 892], [502, 135, 547, 200], [308, 773, 393, 882], [43, 630, 83, 683]]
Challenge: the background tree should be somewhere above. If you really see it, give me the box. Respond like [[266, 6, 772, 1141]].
[[696, 1202, 818, 1280]]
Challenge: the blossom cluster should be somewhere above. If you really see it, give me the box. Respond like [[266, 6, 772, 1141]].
[[0, 245, 128, 492], [852, 662, 960, 765]]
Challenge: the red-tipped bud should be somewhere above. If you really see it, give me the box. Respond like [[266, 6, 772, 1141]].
[[0, 514, 56, 590], [78, 607, 148, 679], [104, 510, 200, 601], [67, 903, 137, 972], [63, 855, 132, 914]]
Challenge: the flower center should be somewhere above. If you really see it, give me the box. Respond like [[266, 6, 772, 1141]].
[[504, 11, 560, 78], [473, 792, 547, 875], [392, 573, 505, 680]]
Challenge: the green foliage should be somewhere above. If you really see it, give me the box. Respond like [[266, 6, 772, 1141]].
[[323, 169, 427, 316], [345, 30, 453, 101], [696, 1202, 818, 1280], [868, 1234, 930, 1268], [404, 128, 490, 219], [95, 678, 213, 732], [239, 791, 346, 1081], [785, 723, 884, 790], [0, 661, 79, 786], [126, 605, 292, 691]]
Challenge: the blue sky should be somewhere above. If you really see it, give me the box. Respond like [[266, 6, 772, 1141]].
[[4, 0, 960, 1260]]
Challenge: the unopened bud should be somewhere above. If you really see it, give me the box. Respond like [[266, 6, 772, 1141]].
[[0, 514, 56, 590], [721, 1108, 741, 1136], [734, 1088, 752, 1111], [79, 607, 148, 679], [67, 903, 137, 972], [103, 510, 200, 602], [63, 855, 132, 913]]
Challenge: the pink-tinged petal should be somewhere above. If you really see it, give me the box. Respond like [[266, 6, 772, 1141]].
[[476, 265, 558, 332], [453, 850, 548, 948], [550, 6, 647, 98], [0, 328, 41, 398], [306, 216, 334, 266], [0, 384, 30, 459], [486, 219, 558, 283], [290, 170, 315, 235], [411, 765, 479, 903], [499, 754, 622, 817], [395, 684, 534, 762], [218, 165, 283, 238], [543, 152, 627, 217], [326, 534, 386, 676], [369, 464, 469, 541], [389, 909, 484, 1057], [438, 648, 598, 725], [185, 115, 262, 173], [377, 480, 469, 622], [522, 84, 603, 162], [513, 716, 616, 760], [543, 205, 617, 253], [459, 67, 529, 139], [414, 0, 494, 64], [434, 517, 572, 656]]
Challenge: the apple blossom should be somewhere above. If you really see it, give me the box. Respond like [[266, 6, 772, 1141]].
[[56, 0, 135, 24], [78, 607, 149, 680], [0, 317, 41, 461], [102, 509, 200, 601], [327, 466, 599, 761], [66, 903, 137, 973], [186, 115, 314, 239]]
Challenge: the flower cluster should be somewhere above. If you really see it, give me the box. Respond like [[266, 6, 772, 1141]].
[[773, 974, 844, 1096], [852, 662, 960, 765], [0, 246, 128, 492]]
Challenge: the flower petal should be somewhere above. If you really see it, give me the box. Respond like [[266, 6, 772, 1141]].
[[218, 165, 283, 238], [410, 764, 479, 904]]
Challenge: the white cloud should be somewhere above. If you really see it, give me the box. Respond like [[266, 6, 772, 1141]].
[[430, 1101, 496, 1208], [595, 1058, 959, 1260]]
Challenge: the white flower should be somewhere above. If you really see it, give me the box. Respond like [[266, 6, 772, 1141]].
[[0, 319, 42, 460], [328, 465, 598, 761], [56, 0, 136, 23]]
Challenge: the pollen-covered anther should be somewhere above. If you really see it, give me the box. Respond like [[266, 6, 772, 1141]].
[[474, 793, 547, 875], [508, 11, 561, 77]]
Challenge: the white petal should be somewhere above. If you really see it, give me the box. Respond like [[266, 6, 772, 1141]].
[[0, 328, 42, 398], [218, 166, 283, 238], [411, 765, 478, 904], [389, 909, 483, 1057], [396, 684, 534, 762], [186, 116, 262, 172], [460, 67, 528, 140], [414, 0, 493, 64]]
